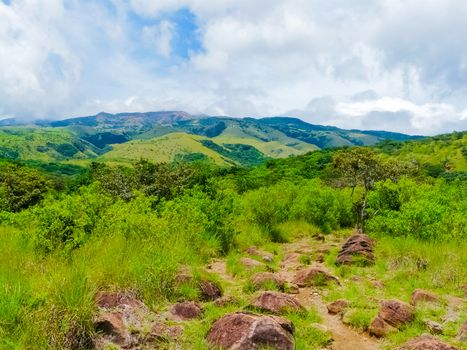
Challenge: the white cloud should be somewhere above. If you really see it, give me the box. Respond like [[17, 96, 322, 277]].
[[142, 21, 174, 58], [0, 0, 466, 134]]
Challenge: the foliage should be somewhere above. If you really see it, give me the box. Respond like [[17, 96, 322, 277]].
[[0, 163, 51, 212]]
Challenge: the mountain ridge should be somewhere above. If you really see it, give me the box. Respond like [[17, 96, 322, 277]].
[[0, 111, 424, 166]]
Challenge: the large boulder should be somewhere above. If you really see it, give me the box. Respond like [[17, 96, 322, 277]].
[[369, 300, 415, 337], [411, 289, 439, 305], [206, 312, 295, 350], [292, 267, 339, 287], [250, 291, 305, 314], [336, 234, 375, 265], [250, 272, 286, 291], [397, 335, 458, 350], [169, 301, 203, 321]]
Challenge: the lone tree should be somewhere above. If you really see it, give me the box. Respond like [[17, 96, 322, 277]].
[[331, 147, 414, 231]]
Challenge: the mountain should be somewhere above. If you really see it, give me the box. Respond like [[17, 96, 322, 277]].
[[0, 111, 423, 166], [258, 117, 418, 148]]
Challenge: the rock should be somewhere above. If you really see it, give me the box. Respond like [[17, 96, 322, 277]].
[[425, 320, 443, 335], [250, 272, 285, 291], [246, 246, 274, 263], [240, 257, 265, 269], [250, 291, 305, 314], [327, 300, 349, 315], [284, 282, 300, 294], [369, 300, 415, 337], [292, 267, 339, 287], [199, 280, 222, 301], [397, 335, 459, 350], [147, 322, 183, 342], [280, 253, 302, 269], [206, 312, 295, 350], [169, 301, 203, 321], [457, 321, 467, 341], [411, 289, 439, 305], [214, 295, 239, 307], [313, 234, 325, 242], [94, 312, 131, 346], [371, 279, 385, 289], [336, 234, 375, 265], [95, 292, 144, 309], [368, 314, 397, 337], [379, 300, 415, 327]]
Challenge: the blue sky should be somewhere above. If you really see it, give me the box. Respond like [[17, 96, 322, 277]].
[[0, 0, 466, 135]]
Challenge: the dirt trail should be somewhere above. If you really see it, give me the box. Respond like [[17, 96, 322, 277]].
[[279, 239, 379, 350], [207, 237, 380, 350]]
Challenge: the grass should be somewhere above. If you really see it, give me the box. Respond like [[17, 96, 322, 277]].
[[320, 234, 466, 349]]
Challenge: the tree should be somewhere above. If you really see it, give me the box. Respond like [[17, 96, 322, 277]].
[[0, 163, 51, 212], [331, 148, 416, 231]]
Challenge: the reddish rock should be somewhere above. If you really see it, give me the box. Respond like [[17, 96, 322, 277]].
[[240, 257, 265, 269], [246, 246, 274, 262], [379, 300, 415, 328], [369, 314, 396, 337], [327, 300, 349, 315], [292, 267, 339, 287], [214, 295, 239, 307], [95, 292, 144, 309], [206, 312, 295, 350], [147, 322, 183, 342], [336, 234, 375, 265], [397, 335, 458, 350], [250, 272, 285, 291], [94, 312, 130, 346], [170, 301, 203, 321], [250, 291, 305, 314], [411, 289, 439, 305], [199, 280, 222, 301], [369, 300, 415, 337]]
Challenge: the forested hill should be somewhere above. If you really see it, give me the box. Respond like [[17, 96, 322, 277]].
[[0, 111, 421, 166]]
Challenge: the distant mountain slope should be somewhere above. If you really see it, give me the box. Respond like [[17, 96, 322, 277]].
[[258, 117, 420, 148], [42, 112, 421, 150], [0, 127, 99, 161], [0, 111, 425, 166], [100, 132, 268, 166]]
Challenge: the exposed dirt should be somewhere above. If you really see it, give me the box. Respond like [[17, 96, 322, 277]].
[[207, 237, 381, 350], [279, 239, 380, 350]]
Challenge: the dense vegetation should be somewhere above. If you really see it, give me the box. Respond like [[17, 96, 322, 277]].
[[0, 132, 465, 349]]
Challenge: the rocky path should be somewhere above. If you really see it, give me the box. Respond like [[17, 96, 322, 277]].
[[206, 237, 381, 350], [92, 233, 463, 349], [279, 239, 379, 350]]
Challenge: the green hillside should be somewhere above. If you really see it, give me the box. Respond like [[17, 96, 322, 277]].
[[377, 131, 467, 173], [0, 127, 99, 162], [100, 132, 269, 166]]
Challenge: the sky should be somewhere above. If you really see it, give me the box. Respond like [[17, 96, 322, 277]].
[[1, 0, 467, 135]]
